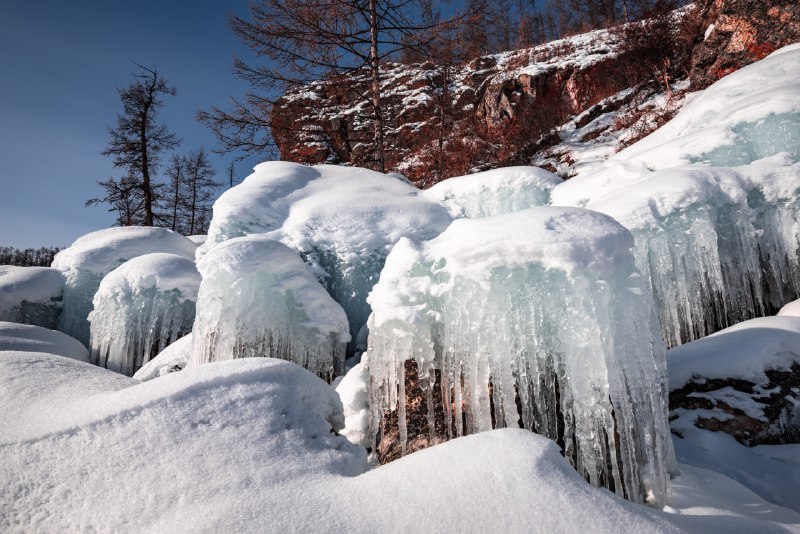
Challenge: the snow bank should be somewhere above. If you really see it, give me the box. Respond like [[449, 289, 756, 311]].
[[52, 227, 197, 346], [199, 161, 452, 350], [668, 316, 800, 390], [0, 321, 88, 362], [551, 45, 800, 346], [424, 166, 561, 218], [133, 332, 192, 381], [367, 206, 673, 505], [190, 235, 351, 376], [89, 253, 200, 376], [335, 361, 370, 447], [0, 266, 64, 329], [778, 299, 800, 317]]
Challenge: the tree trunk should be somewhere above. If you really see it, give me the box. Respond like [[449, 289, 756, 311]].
[[141, 97, 154, 226], [369, 0, 385, 173]]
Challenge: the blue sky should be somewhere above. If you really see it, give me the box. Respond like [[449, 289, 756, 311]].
[[0, 0, 264, 247]]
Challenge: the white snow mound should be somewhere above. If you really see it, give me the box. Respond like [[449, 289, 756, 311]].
[[0, 321, 88, 362], [0, 266, 64, 329], [133, 332, 192, 381]]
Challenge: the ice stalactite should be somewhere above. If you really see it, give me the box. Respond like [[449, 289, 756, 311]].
[[51, 227, 197, 346], [89, 253, 200, 377], [366, 207, 674, 506], [189, 235, 351, 377], [197, 161, 451, 354]]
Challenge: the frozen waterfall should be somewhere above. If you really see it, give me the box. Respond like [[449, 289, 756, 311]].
[[366, 207, 673, 506], [88, 253, 200, 376]]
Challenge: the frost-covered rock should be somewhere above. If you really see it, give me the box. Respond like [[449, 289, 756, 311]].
[[88, 253, 200, 376], [668, 316, 800, 446], [367, 206, 673, 505], [199, 161, 451, 352], [133, 333, 192, 382], [552, 45, 800, 346], [0, 321, 88, 362], [190, 235, 351, 376], [51, 227, 197, 346], [0, 266, 64, 329], [423, 166, 561, 218]]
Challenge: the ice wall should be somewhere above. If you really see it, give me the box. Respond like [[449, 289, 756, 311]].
[[198, 161, 451, 352], [88, 253, 200, 376], [0, 266, 64, 329], [190, 235, 351, 377], [52, 227, 197, 346], [551, 45, 800, 346], [367, 207, 673, 505], [423, 166, 561, 219]]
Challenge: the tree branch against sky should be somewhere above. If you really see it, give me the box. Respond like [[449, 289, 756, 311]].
[[199, 0, 474, 173]]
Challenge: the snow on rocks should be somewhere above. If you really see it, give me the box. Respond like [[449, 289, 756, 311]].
[[551, 44, 800, 346], [423, 166, 561, 218], [51, 227, 198, 346], [190, 235, 351, 376], [0, 321, 88, 362], [366, 206, 673, 506], [199, 161, 452, 351], [133, 332, 192, 381], [88, 253, 200, 376], [0, 266, 64, 329]]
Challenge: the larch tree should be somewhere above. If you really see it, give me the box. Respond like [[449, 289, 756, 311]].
[[199, 0, 471, 173], [96, 64, 180, 226]]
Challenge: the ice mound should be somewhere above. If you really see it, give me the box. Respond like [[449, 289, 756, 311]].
[[88, 253, 200, 376], [423, 166, 562, 218], [0, 266, 64, 329], [199, 161, 452, 351], [133, 332, 192, 381], [366, 206, 672, 505], [551, 45, 800, 346], [190, 235, 351, 376], [0, 321, 88, 362], [51, 227, 197, 346]]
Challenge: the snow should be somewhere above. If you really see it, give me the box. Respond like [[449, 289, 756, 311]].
[[423, 166, 562, 218], [190, 235, 351, 376], [335, 361, 370, 447], [0, 321, 88, 362], [367, 206, 673, 505], [199, 161, 452, 352], [668, 316, 800, 389], [2, 350, 798, 532], [89, 253, 200, 376], [778, 299, 800, 317], [0, 266, 64, 329], [133, 332, 192, 381], [551, 44, 800, 346], [51, 227, 198, 346]]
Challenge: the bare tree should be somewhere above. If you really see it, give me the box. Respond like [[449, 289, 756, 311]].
[[163, 154, 187, 233], [99, 64, 179, 225], [182, 148, 220, 235], [199, 0, 470, 173]]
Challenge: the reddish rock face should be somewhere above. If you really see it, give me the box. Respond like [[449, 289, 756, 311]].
[[690, 0, 800, 88]]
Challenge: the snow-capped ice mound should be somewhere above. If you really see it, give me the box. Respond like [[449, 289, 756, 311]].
[[88, 253, 200, 376], [668, 316, 800, 390], [551, 44, 800, 346], [367, 206, 673, 505], [424, 166, 562, 218], [0, 321, 88, 362], [133, 332, 192, 381], [199, 161, 452, 351], [190, 235, 351, 376], [0, 266, 64, 329], [51, 227, 198, 346]]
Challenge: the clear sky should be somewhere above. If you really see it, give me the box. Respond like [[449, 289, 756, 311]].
[[0, 0, 264, 248]]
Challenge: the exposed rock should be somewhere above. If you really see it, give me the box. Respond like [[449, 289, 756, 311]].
[[690, 0, 800, 88]]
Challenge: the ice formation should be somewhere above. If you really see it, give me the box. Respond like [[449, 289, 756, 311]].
[[0, 266, 64, 329], [51, 227, 197, 346], [198, 161, 451, 351], [88, 253, 200, 376], [190, 235, 351, 376], [551, 45, 800, 346], [133, 333, 192, 381], [367, 207, 673, 505], [423, 166, 562, 219]]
